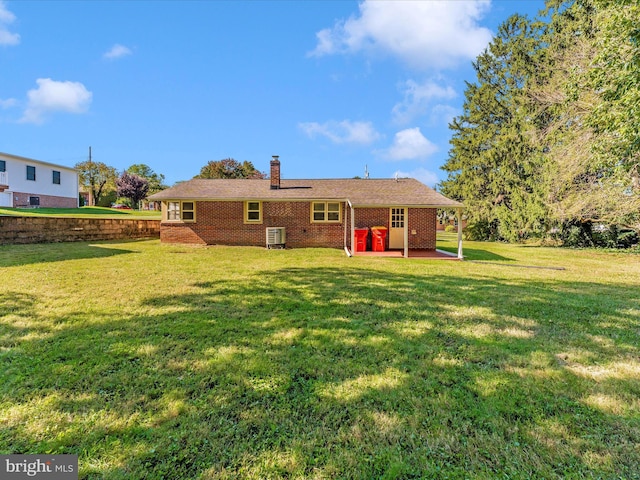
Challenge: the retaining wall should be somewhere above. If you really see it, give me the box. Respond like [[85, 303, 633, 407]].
[[0, 216, 160, 245]]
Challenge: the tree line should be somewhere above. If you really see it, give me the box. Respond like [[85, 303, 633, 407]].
[[440, 0, 639, 248], [75, 158, 264, 208]]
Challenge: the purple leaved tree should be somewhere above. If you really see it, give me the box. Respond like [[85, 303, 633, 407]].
[[116, 172, 149, 209]]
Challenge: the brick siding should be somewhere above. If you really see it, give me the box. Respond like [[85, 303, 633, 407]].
[[12, 192, 77, 208], [160, 201, 438, 250], [408, 208, 437, 249], [161, 201, 345, 248]]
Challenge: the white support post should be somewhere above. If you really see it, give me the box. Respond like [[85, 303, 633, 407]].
[[349, 200, 355, 256], [456, 208, 463, 259], [404, 209, 409, 258]]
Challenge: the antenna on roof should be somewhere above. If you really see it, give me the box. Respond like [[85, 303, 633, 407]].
[[364, 165, 369, 179]]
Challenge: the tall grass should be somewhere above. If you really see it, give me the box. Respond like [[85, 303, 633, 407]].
[[0, 238, 638, 479]]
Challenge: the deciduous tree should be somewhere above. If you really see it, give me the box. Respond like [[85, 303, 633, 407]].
[[75, 160, 118, 206], [116, 172, 149, 209], [195, 159, 266, 179], [126, 164, 168, 195]]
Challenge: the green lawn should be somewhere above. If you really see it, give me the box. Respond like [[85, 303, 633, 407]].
[[1, 237, 638, 479], [0, 206, 160, 219]]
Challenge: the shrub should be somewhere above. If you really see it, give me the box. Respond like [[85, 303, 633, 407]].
[[617, 230, 639, 248], [562, 224, 594, 248], [463, 220, 497, 241]]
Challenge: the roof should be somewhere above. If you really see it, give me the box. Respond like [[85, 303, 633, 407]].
[[149, 178, 463, 208], [0, 152, 78, 173]]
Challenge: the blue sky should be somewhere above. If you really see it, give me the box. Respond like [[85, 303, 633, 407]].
[[1, 0, 544, 187]]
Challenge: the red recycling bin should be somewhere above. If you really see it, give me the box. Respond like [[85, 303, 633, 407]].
[[371, 226, 388, 252], [354, 228, 369, 252]]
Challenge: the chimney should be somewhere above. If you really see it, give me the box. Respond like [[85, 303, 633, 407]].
[[270, 155, 281, 189]]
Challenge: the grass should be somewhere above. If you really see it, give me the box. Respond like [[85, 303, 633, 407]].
[[0, 236, 639, 479], [0, 206, 160, 219]]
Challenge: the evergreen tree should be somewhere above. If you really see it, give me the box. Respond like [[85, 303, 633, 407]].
[[441, 14, 547, 241], [442, 0, 639, 245]]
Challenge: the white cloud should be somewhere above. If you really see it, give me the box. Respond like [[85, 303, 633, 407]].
[[103, 44, 132, 60], [430, 104, 459, 126], [380, 127, 438, 161], [392, 79, 457, 124], [21, 78, 93, 124], [394, 167, 440, 188], [0, 97, 17, 109], [309, 0, 492, 70], [299, 120, 381, 145], [0, 1, 20, 46]]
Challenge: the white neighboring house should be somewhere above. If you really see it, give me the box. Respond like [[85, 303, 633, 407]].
[[0, 152, 79, 208]]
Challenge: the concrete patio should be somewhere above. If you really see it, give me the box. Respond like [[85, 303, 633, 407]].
[[352, 249, 460, 259]]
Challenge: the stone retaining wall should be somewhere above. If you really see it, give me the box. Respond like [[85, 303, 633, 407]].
[[0, 216, 160, 245]]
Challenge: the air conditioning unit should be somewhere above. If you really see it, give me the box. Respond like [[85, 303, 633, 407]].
[[266, 227, 286, 249]]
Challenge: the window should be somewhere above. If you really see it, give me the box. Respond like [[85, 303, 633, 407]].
[[166, 201, 195, 222], [167, 202, 180, 220], [181, 202, 195, 221], [311, 202, 341, 223], [244, 201, 262, 223], [391, 208, 405, 228], [27, 165, 36, 181], [0, 160, 5, 172], [53, 170, 61, 184], [29, 196, 40, 206]]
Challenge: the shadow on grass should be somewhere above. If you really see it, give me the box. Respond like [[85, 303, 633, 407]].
[[1, 267, 639, 478], [445, 247, 514, 261], [0, 241, 139, 267]]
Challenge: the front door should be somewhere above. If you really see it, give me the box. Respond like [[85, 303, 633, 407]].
[[389, 207, 405, 249]]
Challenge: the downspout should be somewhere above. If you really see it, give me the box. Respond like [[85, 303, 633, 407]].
[[456, 207, 463, 259], [344, 199, 354, 257]]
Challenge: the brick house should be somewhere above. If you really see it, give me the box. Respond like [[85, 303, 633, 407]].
[[149, 157, 464, 258], [0, 152, 79, 208]]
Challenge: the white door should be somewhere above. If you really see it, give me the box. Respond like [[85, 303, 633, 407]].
[[389, 208, 405, 249]]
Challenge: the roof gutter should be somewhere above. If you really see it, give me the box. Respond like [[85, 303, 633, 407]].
[[350, 203, 464, 209]]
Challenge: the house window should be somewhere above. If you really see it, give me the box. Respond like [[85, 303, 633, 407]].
[[53, 171, 61, 185], [166, 201, 195, 222], [391, 208, 405, 228], [29, 196, 40, 206], [27, 165, 36, 181], [244, 201, 262, 223], [311, 202, 341, 223], [182, 202, 195, 221], [167, 202, 180, 220], [0, 160, 5, 172]]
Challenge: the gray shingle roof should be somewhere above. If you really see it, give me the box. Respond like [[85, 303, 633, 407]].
[[148, 178, 463, 208]]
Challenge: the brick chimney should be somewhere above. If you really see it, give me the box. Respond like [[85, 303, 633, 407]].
[[270, 155, 281, 190]]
